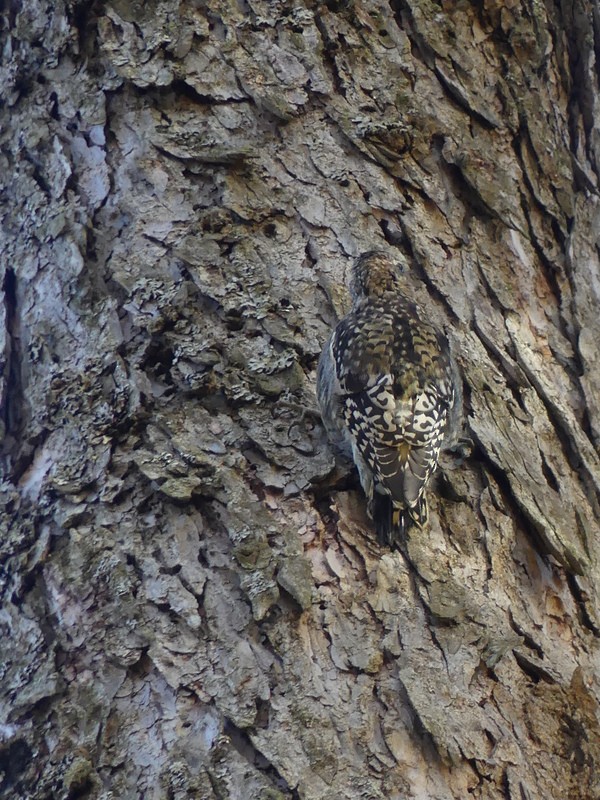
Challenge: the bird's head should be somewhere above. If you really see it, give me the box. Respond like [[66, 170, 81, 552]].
[[349, 251, 408, 301]]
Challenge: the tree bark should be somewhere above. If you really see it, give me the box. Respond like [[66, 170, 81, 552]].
[[2, 1, 600, 798]]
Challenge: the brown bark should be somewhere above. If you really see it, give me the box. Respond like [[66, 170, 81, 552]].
[[2, 1, 600, 798]]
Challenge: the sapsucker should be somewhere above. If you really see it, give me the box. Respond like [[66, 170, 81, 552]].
[[317, 251, 461, 547]]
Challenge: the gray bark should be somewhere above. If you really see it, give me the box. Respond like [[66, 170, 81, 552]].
[[2, 2, 600, 798]]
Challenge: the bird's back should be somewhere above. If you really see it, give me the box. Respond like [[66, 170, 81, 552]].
[[332, 292, 454, 542], [317, 250, 460, 547]]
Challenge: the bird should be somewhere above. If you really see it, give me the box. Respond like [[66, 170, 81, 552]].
[[317, 250, 461, 547]]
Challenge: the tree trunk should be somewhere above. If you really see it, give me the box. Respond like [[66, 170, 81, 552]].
[[2, 2, 600, 798]]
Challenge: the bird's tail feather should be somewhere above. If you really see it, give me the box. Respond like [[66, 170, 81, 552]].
[[372, 493, 428, 548], [408, 495, 428, 528]]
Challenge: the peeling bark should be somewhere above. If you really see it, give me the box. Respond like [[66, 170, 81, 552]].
[[2, 2, 600, 799]]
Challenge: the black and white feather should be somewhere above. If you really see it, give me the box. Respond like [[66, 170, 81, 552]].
[[317, 251, 460, 547]]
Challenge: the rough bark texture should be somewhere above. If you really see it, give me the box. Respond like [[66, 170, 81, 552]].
[[2, 2, 600, 798]]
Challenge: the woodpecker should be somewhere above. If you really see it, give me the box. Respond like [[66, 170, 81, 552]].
[[317, 251, 460, 547]]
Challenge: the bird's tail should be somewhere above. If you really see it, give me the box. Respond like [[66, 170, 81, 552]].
[[372, 492, 428, 548]]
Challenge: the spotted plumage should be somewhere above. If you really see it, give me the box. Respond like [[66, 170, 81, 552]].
[[317, 251, 460, 547]]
